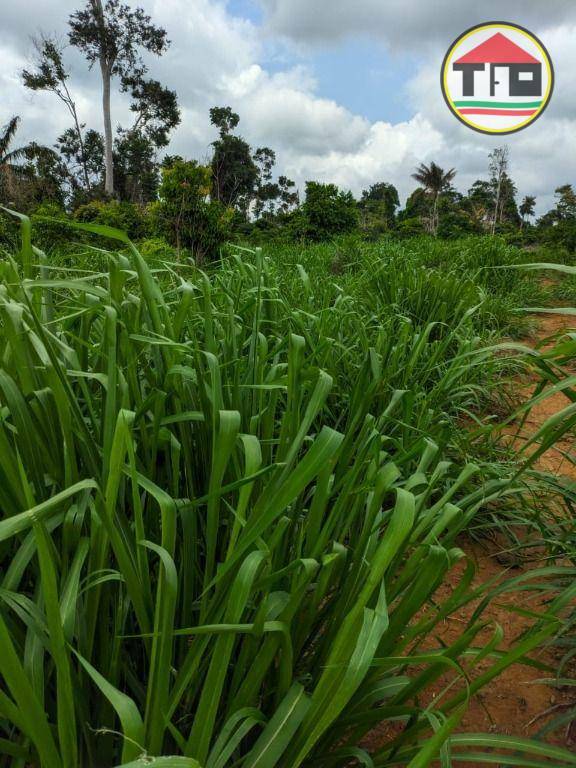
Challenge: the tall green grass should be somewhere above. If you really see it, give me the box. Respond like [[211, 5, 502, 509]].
[[264, 235, 552, 338], [0, 213, 574, 767]]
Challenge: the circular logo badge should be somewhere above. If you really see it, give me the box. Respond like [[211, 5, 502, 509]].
[[441, 21, 554, 135]]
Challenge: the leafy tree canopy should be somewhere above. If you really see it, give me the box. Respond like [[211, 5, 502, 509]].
[[68, 0, 169, 79], [302, 181, 358, 241]]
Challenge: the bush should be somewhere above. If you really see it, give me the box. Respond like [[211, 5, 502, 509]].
[[437, 209, 479, 239], [73, 199, 151, 240], [137, 236, 179, 263], [154, 159, 232, 260], [0, 209, 18, 250], [395, 216, 424, 238], [30, 202, 72, 250], [537, 219, 576, 252], [371, 258, 482, 332], [301, 181, 359, 241]]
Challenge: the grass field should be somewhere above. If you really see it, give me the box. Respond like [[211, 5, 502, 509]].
[[0, 212, 575, 767]]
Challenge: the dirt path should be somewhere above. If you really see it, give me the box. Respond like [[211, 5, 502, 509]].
[[444, 310, 576, 762], [365, 310, 576, 764]]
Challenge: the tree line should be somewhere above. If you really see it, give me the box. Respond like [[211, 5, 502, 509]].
[[1, 0, 576, 256]]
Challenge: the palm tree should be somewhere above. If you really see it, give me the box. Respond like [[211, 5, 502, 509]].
[[0, 116, 29, 169], [411, 162, 456, 235], [0, 116, 31, 201], [519, 195, 536, 228]]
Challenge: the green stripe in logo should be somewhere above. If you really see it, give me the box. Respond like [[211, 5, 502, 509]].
[[453, 100, 542, 108]]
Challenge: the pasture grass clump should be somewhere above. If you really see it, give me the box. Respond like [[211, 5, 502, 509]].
[[0, 213, 574, 767], [264, 234, 548, 338]]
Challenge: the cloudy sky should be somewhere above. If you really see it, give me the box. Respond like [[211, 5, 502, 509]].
[[2, 0, 576, 212]]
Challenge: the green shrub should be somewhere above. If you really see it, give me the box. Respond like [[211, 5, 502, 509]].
[[537, 218, 576, 252], [137, 236, 179, 263], [395, 215, 424, 238], [73, 199, 151, 240], [154, 159, 232, 260], [301, 181, 359, 241], [370, 258, 482, 332], [0, 209, 18, 250], [437, 209, 479, 239], [29, 201, 72, 250]]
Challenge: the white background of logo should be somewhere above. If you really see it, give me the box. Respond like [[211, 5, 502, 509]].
[[443, 24, 552, 133]]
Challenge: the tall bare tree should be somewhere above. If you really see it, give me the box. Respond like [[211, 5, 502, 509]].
[[488, 147, 509, 235], [68, 0, 170, 195], [22, 36, 91, 192]]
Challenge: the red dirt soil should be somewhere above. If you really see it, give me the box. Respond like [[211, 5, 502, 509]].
[[366, 311, 576, 765], [441, 312, 576, 763]]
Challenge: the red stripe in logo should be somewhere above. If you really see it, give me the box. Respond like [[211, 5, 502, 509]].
[[457, 108, 538, 116]]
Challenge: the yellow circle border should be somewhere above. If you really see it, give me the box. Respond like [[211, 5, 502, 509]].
[[441, 21, 554, 135]]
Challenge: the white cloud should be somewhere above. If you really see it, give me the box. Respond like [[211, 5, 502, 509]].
[[279, 114, 445, 200], [237, 70, 370, 155]]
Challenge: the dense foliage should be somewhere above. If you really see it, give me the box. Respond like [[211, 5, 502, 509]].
[[154, 158, 231, 259], [298, 181, 359, 241], [7, 100, 576, 259]]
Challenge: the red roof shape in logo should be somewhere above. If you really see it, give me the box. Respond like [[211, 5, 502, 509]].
[[454, 32, 539, 65]]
